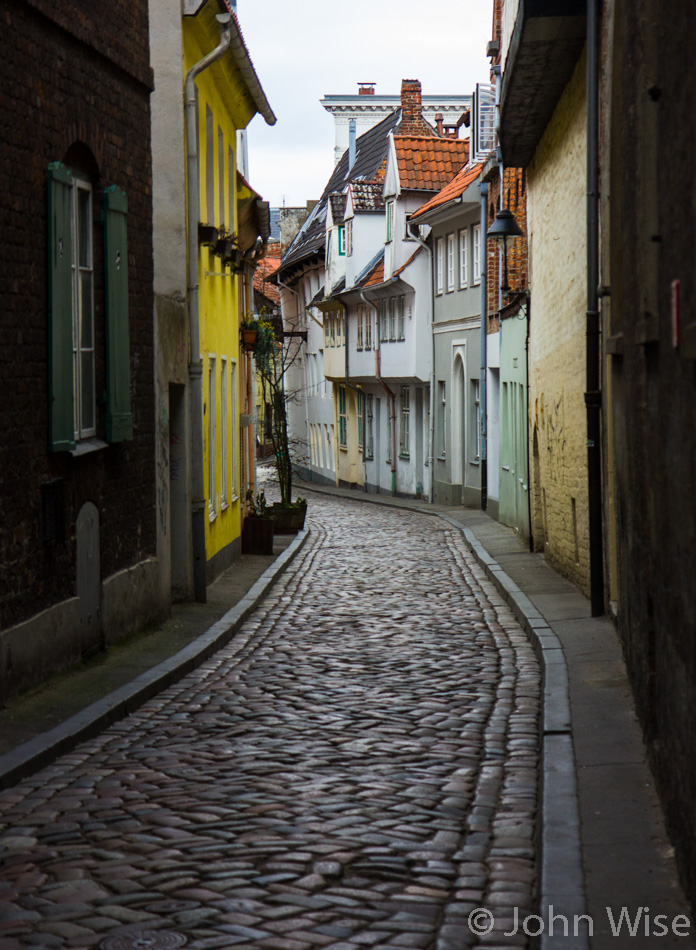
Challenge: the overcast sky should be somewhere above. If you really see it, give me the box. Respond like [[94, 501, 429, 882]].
[[238, 0, 494, 208]]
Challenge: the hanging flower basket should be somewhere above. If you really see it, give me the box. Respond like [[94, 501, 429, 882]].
[[241, 328, 257, 350]]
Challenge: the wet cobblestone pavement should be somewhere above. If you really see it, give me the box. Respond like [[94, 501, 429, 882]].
[[0, 497, 540, 950]]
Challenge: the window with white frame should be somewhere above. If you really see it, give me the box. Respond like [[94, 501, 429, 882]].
[[365, 304, 373, 350], [357, 390, 364, 449], [397, 295, 405, 340], [220, 358, 228, 506], [472, 377, 481, 460], [346, 218, 353, 256], [436, 237, 444, 294], [399, 387, 410, 457], [208, 356, 216, 516], [72, 178, 96, 440], [473, 224, 481, 284], [380, 299, 388, 341], [357, 304, 364, 349], [447, 233, 455, 292], [388, 297, 396, 340], [366, 393, 374, 459], [386, 199, 395, 242], [227, 145, 235, 232], [438, 380, 446, 458], [205, 105, 214, 224], [338, 225, 346, 255], [338, 384, 347, 447], [218, 126, 225, 228], [459, 228, 469, 288], [48, 163, 133, 450], [230, 360, 238, 499]]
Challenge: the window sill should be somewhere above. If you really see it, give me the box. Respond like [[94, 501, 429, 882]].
[[399, 453, 410, 460], [469, 459, 480, 466], [209, 508, 217, 523], [70, 438, 108, 458], [221, 501, 230, 512]]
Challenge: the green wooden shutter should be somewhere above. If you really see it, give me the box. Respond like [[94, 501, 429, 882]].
[[48, 163, 75, 451], [103, 186, 133, 442]]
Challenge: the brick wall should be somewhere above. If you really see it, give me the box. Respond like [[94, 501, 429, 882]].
[[526, 53, 590, 595], [607, 0, 696, 906], [0, 0, 155, 631]]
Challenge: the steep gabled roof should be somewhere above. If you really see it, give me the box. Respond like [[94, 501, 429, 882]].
[[278, 108, 402, 279], [329, 193, 347, 225], [394, 135, 470, 192], [410, 162, 484, 221], [351, 182, 386, 213]]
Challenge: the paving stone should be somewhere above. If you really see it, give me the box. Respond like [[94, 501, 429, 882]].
[[0, 496, 539, 949]]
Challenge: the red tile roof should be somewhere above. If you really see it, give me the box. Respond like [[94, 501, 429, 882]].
[[392, 247, 422, 277], [254, 254, 281, 305], [410, 162, 484, 220], [363, 256, 385, 288], [394, 135, 470, 192]]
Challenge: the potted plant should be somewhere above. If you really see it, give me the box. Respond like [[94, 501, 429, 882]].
[[198, 222, 219, 247], [241, 489, 274, 555], [241, 316, 259, 351], [269, 496, 307, 534]]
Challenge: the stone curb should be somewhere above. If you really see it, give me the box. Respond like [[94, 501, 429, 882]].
[[0, 528, 310, 791], [301, 485, 587, 949]]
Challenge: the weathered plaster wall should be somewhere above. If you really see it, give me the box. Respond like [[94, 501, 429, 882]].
[[527, 53, 589, 594]]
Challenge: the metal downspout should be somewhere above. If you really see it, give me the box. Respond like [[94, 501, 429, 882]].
[[185, 12, 232, 602], [360, 292, 397, 495], [480, 182, 489, 511], [407, 224, 435, 503], [586, 0, 604, 615]]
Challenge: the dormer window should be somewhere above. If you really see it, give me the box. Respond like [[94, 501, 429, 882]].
[[338, 225, 346, 256], [346, 218, 353, 256]]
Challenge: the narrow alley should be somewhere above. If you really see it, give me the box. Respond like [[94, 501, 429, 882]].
[[0, 496, 539, 950]]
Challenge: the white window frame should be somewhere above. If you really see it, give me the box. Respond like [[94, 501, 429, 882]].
[[366, 393, 374, 460], [218, 126, 225, 228], [365, 303, 373, 350], [399, 387, 410, 458], [397, 295, 405, 340], [339, 384, 348, 448], [208, 355, 217, 518], [446, 233, 455, 292], [220, 358, 228, 507], [386, 199, 395, 242], [230, 359, 238, 500], [388, 297, 396, 340], [338, 225, 346, 256], [72, 177, 96, 441], [346, 217, 353, 256], [357, 304, 364, 350], [436, 237, 444, 295], [473, 224, 482, 285], [438, 380, 446, 458], [380, 299, 389, 342], [472, 377, 481, 461], [459, 228, 469, 288], [357, 389, 364, 450]]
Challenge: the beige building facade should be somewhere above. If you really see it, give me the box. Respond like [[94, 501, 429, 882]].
[[527, 54, 590, 595]]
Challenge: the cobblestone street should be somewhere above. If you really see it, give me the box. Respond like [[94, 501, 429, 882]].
[[0, 497, 540, 950]]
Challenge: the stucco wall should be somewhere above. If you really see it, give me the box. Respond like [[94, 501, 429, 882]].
[[527, 52, 589, 594]]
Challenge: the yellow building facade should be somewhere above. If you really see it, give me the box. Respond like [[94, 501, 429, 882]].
[[183, 2, 274, 581], [527, 53, 590, 595]]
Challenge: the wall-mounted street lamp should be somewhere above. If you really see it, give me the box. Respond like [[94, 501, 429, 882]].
[[487, 208, 523, 293]]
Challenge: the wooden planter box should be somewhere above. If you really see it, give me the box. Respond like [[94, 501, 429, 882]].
[[241, 516, 274, 554], [270, 504, 307, 534]]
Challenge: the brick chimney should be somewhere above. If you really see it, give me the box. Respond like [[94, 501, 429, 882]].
[[399, 79, 434, 136]]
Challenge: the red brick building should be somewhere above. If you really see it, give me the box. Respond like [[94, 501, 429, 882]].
[[0, 0, 162, 701]]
